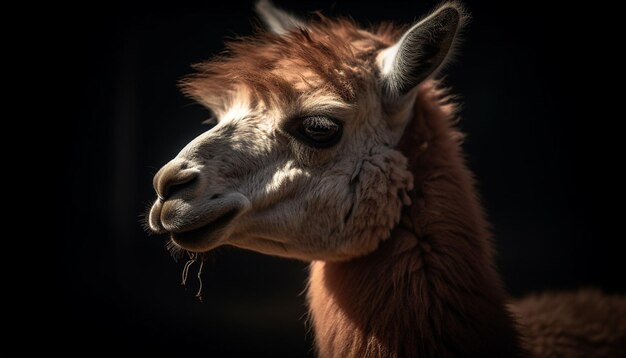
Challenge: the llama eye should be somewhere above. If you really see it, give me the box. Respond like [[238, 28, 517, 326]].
[[297, 116, 342, 148]]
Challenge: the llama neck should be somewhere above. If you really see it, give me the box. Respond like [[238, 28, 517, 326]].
[[307, 83, 526, 357]]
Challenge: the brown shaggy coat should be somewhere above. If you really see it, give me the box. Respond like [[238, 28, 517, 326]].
[[308, 81, 626, 357]]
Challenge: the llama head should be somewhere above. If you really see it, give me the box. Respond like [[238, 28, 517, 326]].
[[147, 1, 466, 261]]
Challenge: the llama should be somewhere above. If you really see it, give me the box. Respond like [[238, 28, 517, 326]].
[[147, 1, 626, 356]]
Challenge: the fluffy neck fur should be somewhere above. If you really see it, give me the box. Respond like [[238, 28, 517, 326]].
[[307, 81, 527, 357]]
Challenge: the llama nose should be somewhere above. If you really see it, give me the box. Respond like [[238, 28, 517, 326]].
[[153, 159, 199, 200]]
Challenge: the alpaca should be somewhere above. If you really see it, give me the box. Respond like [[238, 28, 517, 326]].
[[147, 1, 626, 356]]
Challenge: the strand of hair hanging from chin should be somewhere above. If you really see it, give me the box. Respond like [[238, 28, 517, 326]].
[[180, 252, 207, 302]]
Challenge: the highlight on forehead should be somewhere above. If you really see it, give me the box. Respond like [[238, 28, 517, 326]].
[[180, 16, 403, 113]]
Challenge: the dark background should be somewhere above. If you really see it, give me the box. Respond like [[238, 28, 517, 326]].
[[61, 0, 621, 355]]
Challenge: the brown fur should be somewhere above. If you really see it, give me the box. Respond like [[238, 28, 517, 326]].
[[308, 81, 526, 357], [308, 80, 626, 357], [181, 17, 403, 112], [512, 290, 626, 357]]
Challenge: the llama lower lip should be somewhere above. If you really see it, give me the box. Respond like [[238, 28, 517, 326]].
[[170, 209, 239, 249]]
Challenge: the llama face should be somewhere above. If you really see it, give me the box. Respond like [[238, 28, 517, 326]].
[[148, 1, 464, 261], [149, 72, 414, 261]]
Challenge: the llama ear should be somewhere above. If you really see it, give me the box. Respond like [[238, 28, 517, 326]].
[[379, 2, 466, 98], [255, 0, 306, 35]]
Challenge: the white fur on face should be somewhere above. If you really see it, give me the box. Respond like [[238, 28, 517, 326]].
[[159, 78, 415, 261]]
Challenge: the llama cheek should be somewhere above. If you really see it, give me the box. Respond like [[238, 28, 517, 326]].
[[339, 153, 410, 256]]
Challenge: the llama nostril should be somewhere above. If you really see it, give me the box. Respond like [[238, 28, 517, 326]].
[[164, 175, 198, 199], [153, 160, 199, 200]]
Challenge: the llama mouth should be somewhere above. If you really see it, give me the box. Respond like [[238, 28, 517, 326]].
[[170, 208, 240, 251]]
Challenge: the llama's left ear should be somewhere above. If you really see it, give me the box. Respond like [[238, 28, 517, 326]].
[[379, 2, 467, 98], [255, 0, 306, 35]]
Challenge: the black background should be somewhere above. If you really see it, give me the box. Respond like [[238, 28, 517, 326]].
[[62, 0, 621, 355]]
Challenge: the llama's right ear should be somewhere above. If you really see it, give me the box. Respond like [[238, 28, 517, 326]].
[[379, 2, 466, 99], [255, 0, 306, 35]]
